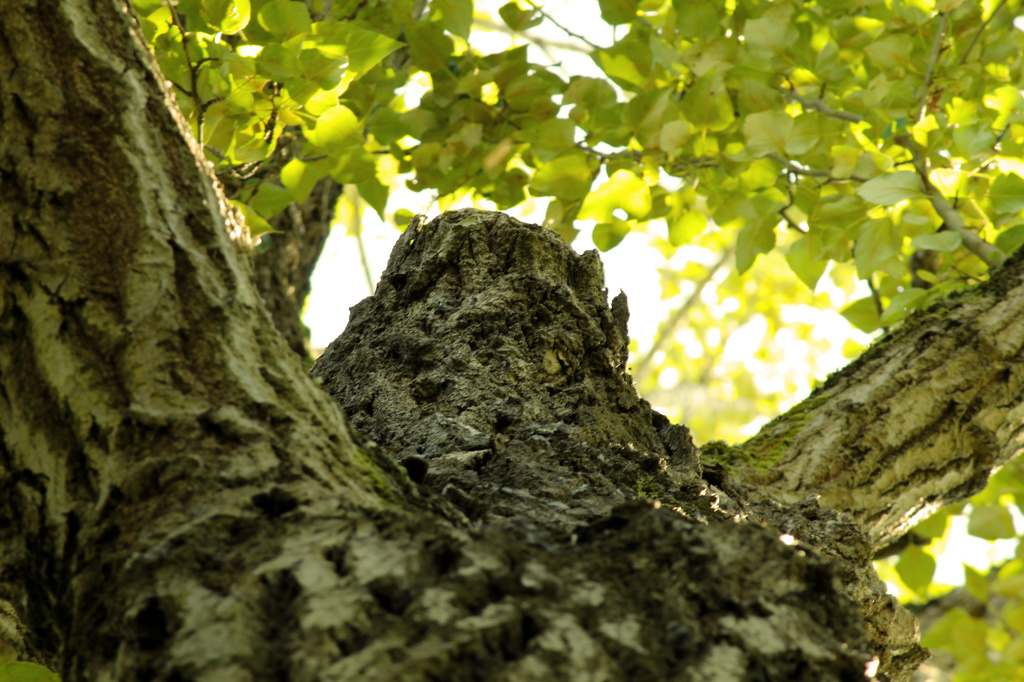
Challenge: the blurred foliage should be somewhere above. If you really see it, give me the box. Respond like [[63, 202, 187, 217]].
[[131, 0, 1024, 678], [0, 662, 60, 681]]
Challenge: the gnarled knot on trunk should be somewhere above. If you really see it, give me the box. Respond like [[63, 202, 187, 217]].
[[310, 208, 924, 681], [312, 208, 708, 531]]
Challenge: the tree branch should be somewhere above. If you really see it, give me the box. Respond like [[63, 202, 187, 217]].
[[779, 89, 865, 123], [631, 247, 733, 385], [767, 154, 868, 183], [734, 250, 1024, 546], [525, 0, 605, 50], [896, 135, 1006, 267], [957, 0, 1009, 67], [915, 12, 947, 123]]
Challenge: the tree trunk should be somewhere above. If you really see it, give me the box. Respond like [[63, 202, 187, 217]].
[[3, 1, 1020, 681]]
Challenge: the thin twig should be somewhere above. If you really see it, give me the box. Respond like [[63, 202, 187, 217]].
[[896, 135, 1005, 267], [957, 0, 1008, 67], [915, 12, 947, 123], [867, 275, 885, 327], [631, 247, 734, 385], [767, 154, 868, 183], [779, 90, 865, 123], [348, 194, 375, 294], [472, 16, 594, 54], [525, 0, 604, 50], [167, 3, 208, 142]]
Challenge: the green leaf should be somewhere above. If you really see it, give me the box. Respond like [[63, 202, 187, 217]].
[[432, 0, 473, 39], [498, 2, 542, 31], [593, 50, 647, 90], [995, 224, 1024, 256], [895, 544, 935, 595], [257, 0, 311, 38], [201, 0, 250, 34], [786, 114, 827, 156], [953, 126, 996, 157], [852, 151, 893, 179], [406, 24, 454, 73], [0, 662, 60, 682], [911, 231, 961, 252], [134, 0, 166, 14], [854, 218, 900, 277], [315, 22, 402, 76], [307, 105, 362, 151], [863, 34, 913, 71], [742, 6, 797, 57], [928, 168, 968, 199], [504, 70, 565, 112], [841, 297, 880, 333], [530, 152, 594, 201], [739, 159, 776, 190], [579, 170, 651, 222], [658, 120, 692, 154], [855, 171, 923, 206], [963, 564, 989, 603], [913, 509, 951, 538], [682, 72, 734, 132], [515, 119, 576, 161], [357, 176, 389, 219], [735, 216, 776, 273], [786, 234, 827, 289], [920, 608, 987, 653], [968, 504, 1017, 540], [599, 0, 638, 25], [879, 287, 927, 326], [256, 36, 303, 81], [668, 207, 706, 247], [989, 172, 1024, 214], [230, 199, 276, 237], [742, 110, 793, 158], [249, 183, 294, 218], [673, 0, 719, 38], [280, 157, 330, 202], [984, 85, 1024, 129], [593, 219, 631, 251]]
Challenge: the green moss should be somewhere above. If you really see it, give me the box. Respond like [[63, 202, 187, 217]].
[[706, 390, 832, 474], [635, 474, 661, 498], [346, 425, 408, 504]]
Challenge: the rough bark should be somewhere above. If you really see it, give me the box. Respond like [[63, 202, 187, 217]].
[[4, 0, 1021, 681], [725, 248, 1024, 548], [310, 208, 926, 680]]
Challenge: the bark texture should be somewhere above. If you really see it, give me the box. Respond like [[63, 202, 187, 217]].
[[729, 248, 1024, 547], [311, 208, 925, 680], [8, 0, 1019, 680]]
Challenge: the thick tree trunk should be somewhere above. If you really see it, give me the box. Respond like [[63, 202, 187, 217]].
[[1, 1, 1019, 681]]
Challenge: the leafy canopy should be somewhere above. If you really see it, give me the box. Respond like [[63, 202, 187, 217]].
[[136, 0, 1024, 332]]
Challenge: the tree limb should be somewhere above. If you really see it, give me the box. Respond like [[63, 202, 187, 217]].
[[632, 247, 733, 385], [767, 153, 868, 183], [896, 135, 1006, 267], [915, 12, 947, 123], [779, 89, 865, 123], [735, 248, 1024, 546], [957, 0, 1009, 67]]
